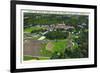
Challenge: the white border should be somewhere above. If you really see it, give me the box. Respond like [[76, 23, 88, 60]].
[[16, 4, 94, 69]]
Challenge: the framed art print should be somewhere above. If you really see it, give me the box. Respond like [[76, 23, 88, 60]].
[[10, 0, 97, 72]]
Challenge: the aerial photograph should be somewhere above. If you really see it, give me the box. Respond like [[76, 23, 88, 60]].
[[23, 11, 88, 61]]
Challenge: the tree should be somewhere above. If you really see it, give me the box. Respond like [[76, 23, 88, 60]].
[[45, 31, 69, 40]]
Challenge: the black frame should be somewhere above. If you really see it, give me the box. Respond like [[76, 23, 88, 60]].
[[10, 0, 97, 73]]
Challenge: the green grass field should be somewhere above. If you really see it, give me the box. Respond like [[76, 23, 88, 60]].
[[40, 40, 67, 57], [24, 55, 37, 61], [52, 40, 67, 52], [24, 55, 50, 61], [24, 26, 45, 33]]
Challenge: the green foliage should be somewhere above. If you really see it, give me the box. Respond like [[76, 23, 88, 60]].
[[45, 31, 69, 40], [24, 13, 88, 27], [50, 23, 88, 59]]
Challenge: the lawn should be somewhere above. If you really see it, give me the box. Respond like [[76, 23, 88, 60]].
[[52, 40, 67, 52], [24, 55, 37, 61], [40, 39, 67, 58], [24, 26, 45, 33], [24, 55, 50, 61]]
